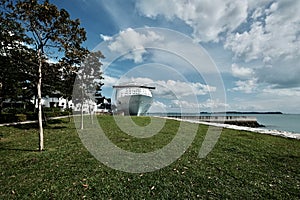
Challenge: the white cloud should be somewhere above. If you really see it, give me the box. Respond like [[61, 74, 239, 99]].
[[100, 34, 112, 41], [251, 7, 263, 20], [107, 28, 164, 63], [103, 74, 219, 112], [262, 87, 300, 97], [98, 0, 300, 113], [163, 98, 228, 112], [225, 21, 268, 62], [148, 100, 168, 113], [135, 0, 300, 90], [170, 99, 199, 109], [229, 87, 300, 113], [97, 28, 222, 76], [231, 79, 258, 94], [136, 0, 248, 42], [225, 1, 300, 62], [231, 63, 254, 79], [255, 59, 300, 88], [152, 80, 216, 99], [246, 0, 273, 12], [114, 76, 216, 98], [199, 99, 229, 110], [102, 74, 119, 88]]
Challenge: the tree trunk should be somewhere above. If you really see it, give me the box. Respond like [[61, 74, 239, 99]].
[[37, 48, 44, 151], [80, 100, 84, 129], [89, 102, 94, 124], [80, 84, 84, 129], [0, 100, 3, 114], [66, 97, 71, 122], [33, 95, 36, 113]]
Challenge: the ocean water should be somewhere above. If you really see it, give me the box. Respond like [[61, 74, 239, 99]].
[[149, 113, 300, 134], [253, 114, 300, 134], [200, 113, 300, 134]]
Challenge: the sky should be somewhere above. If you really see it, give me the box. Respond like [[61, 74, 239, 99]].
[[50, 0, 300, 114]]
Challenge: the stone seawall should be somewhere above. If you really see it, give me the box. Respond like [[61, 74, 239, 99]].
[[167, 115, 263, 128]]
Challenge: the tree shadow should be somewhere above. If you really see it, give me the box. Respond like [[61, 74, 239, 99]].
[[0, 147, 41, 152], [47, 119, 65, 124], [14, 123, 39, 130], [12, 119, 69, 130]]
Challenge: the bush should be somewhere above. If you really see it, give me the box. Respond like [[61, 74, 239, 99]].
[[0, 109, 70, 124], [0, 113, 27, 123], [15, 114, 27, 122], [26, 112, 37, 120], [64, 108, 72, 113], [60, 111, 70, 116], [44, 111, 69, 118], [0, 113, 15, 123], [2, 107, 26, 114], [43, 107, 61, 112], [45, 112, 58, 118]]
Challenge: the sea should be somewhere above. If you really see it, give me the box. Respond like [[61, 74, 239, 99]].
[[148, 113, 300, 134], [249, 114, 300, 134]]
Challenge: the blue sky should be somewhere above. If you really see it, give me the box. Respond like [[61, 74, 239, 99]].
[[51, 0, 300, 114]]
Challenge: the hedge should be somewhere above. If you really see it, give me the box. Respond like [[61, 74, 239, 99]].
[[0, 111, 71, 123]]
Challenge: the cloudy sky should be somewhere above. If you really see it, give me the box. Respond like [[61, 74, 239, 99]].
[[51, 0, 300, 114]]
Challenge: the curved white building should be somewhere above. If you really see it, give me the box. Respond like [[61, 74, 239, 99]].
[[113, 85, 155, 116]]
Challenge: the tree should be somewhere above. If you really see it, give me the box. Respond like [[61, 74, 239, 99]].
[[0, 0, 36, 113], [14, 0, 87, 151], [55, 59, 79, 121], [73, 51, 104, 129]]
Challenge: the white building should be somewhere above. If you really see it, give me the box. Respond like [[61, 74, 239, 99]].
[[40, 96, 73, 110], [33, 96, 111, 114]]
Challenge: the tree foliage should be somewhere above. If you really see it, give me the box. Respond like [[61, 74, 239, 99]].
[[73, 51, 104, 129], [0, 0, 36, 111], [1, 0, 94, 151]]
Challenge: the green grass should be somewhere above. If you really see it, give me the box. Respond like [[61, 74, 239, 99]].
[[1, 116, 300, 199]]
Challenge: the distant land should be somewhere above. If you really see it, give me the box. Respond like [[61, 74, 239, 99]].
[[148, 111, 283, 116], [200, 111, 283, 115]]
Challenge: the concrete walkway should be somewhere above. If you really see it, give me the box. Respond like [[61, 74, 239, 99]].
[[0, 116, 70, 127]]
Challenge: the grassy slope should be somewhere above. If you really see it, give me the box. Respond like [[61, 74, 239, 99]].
[[0, 116, 299, 199]]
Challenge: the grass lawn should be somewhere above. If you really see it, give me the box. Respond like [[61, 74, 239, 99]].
[[1, 116, 300, 199]]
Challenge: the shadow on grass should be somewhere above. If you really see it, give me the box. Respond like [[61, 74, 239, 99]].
[[12, 119, 69, 130], [47, 119, 65, 124], [14, 123, 39, 129], [0, 147, 40, 152]]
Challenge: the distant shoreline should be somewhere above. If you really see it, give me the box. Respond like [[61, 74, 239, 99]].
[[148, 111, 283, 116], [162, 117, 300, 140], [201, 111, 283, 115]]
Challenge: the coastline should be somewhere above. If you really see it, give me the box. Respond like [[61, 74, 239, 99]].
[[3, 115, 299, 140], [162, 117, 300, 140]]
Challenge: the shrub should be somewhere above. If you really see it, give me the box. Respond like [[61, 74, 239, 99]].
[[60, 111, 70, 116], [0, 113, 15, 123], [64, 108, 72, 113], [2, 107, 26, 114], [44, 107, 61, 112], [45, 112, 58, 118], [26, 112, 37, 120], [15, 114, 27, 122], [0, 110, 70, 124]]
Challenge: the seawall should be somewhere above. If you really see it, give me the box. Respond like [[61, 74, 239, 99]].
[[166, 115, 263, 128]]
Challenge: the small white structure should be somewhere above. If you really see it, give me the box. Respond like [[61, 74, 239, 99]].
[[32, 96, 111, 114], [40, 96, 73, 109]]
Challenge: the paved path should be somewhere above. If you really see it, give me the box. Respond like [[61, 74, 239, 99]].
[[0, 116, 70, 127]]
